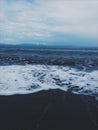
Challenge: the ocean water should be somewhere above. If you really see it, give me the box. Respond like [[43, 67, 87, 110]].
[[0, 45, 98, 99]]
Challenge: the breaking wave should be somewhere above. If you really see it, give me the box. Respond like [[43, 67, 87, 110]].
[[0, 65, 98, 100]]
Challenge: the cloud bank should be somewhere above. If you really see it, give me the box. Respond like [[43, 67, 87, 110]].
[[0, 0, 98, 46]]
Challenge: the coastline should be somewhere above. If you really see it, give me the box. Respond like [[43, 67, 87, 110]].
[[0, 89, 98, 130]]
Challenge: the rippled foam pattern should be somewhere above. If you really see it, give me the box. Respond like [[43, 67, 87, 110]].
[[0, 65, 98, 99]]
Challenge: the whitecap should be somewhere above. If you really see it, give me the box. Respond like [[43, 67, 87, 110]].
[[0, 65, 98, 99]]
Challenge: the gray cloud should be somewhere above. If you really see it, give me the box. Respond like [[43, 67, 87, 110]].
[[0, 0, 98, 46]]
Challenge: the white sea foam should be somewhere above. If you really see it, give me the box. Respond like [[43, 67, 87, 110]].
[[0, 65, 98, 98]]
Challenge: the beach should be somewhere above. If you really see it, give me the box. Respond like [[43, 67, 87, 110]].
[[0, 0, 98, 129], [0, 46, 98, 130], [0, 89, 98, 130]]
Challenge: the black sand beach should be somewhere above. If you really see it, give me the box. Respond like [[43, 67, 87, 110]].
[[0, 89, 98, 130]]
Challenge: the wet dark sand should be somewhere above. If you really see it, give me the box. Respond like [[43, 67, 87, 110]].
[[0, 89, 98, 130]]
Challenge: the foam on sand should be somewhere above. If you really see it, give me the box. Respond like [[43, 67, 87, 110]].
[[0, 65, 98, 99]]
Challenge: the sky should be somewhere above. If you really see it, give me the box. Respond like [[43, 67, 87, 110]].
[[0, 0, 98, 46]]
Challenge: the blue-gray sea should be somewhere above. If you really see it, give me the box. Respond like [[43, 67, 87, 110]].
[[0, 45, 98, 98]]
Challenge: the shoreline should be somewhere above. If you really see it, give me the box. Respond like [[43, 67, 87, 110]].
[[0, 89, 98, 130]]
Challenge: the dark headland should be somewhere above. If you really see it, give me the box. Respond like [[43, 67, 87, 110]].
[[0, 89, 98, 130]]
